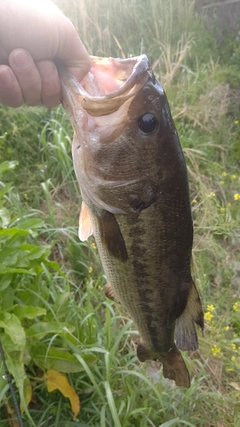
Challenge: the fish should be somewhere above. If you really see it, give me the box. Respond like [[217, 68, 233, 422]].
[[60, 55, 204, 388]]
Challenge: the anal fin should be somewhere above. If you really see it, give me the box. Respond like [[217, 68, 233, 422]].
[[175, 281, 204, 352]]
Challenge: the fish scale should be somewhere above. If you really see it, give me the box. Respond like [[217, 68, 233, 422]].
[[60, 54, 204, 388]]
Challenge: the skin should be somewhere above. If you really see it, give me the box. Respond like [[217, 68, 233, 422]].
[[0, 0, 91, 108]]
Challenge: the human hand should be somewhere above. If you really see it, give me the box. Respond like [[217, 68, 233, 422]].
[[0, 0, 91, 108]]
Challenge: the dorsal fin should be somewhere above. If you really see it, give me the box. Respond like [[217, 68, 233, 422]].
[[78, 202, 94, 241]]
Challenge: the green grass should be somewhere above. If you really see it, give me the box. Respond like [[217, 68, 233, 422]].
[[0, 0, 240, 425]]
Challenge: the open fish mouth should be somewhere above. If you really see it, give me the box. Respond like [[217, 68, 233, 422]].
[[59, 55, 154, 214], [59, 55, 150, 131]]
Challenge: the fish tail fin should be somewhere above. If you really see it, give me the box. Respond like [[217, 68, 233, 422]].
[[137, 342, 190, 388], [162, 346, 190, 388], [175, 281, 204, 351]]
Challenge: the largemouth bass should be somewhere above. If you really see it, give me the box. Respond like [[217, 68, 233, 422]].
[[60, 55, 204, 388]]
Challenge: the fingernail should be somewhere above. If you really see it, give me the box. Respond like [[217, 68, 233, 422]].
[[11, 50, 31, 70], [0, 67, 14, 87]]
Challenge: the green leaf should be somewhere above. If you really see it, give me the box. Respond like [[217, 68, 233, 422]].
[[0, 359, 8, 395], [0, 285, 14, 310], [0, 160, 18, 176], [0, 228, 29, 239], [53, 292, 71, 319], [0, 312, 26, 350], [15, 218, 45, 231], [16, 282, 50, 307], [0, 182, 12, 200], [0, 207, 11, 228], [13, 306, 46, 319], [0, 274, 12, 291], [26, 321, 74, 341], [45, 260, 66, 275], [0, 246, 28, 265], [0, 330, 21, 353], [31, 343, 96, 373], [20, 244, 50, 260], [0, 267, 35, 275], [6, 357, 25, 392]]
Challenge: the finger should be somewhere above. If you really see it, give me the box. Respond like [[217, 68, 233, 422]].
[[36, 60, 61, 108], [8, 48, 42, 106], [56, 19, 91, 82], [0, 65, 24, 107]]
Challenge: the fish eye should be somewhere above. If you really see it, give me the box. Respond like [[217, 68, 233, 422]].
[[138, 113, 158, 134]]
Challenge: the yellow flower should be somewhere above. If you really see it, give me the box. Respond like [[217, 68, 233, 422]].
[[231, 356, 236, 362], [207, 304, 215, 312], [91, 242, 97, 250], [234, 193, 240, 201], [227, 202, 232, 207], [225, 326, 230, 331], [231, 343, 236, 351], [234, 120, 239, 125], [192, 199, 197, 204], [233, 301, 239, 312], [88, 266, 93, 274], [208, 192, 216, 198], [220, 181, 224, 185], [205, 311, 213, 322], [220, 207, 225, 213], [222, 171, 227, 177], [231, 174, 237, 180], [211, 345, 221, 357]]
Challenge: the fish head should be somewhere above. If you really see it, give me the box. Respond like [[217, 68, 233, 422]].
[[60, 55, 184, 215]]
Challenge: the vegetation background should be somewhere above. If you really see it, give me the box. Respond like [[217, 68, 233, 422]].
[[0, 0, 240, 426]]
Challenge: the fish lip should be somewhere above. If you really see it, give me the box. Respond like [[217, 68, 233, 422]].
[[59, 54, 152, 150], [88, 54, 150, 100], [59, 54, 150, 113]]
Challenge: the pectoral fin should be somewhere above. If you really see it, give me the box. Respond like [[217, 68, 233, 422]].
[[97, 210, 128, 262], [78, 202, 94, 241]]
